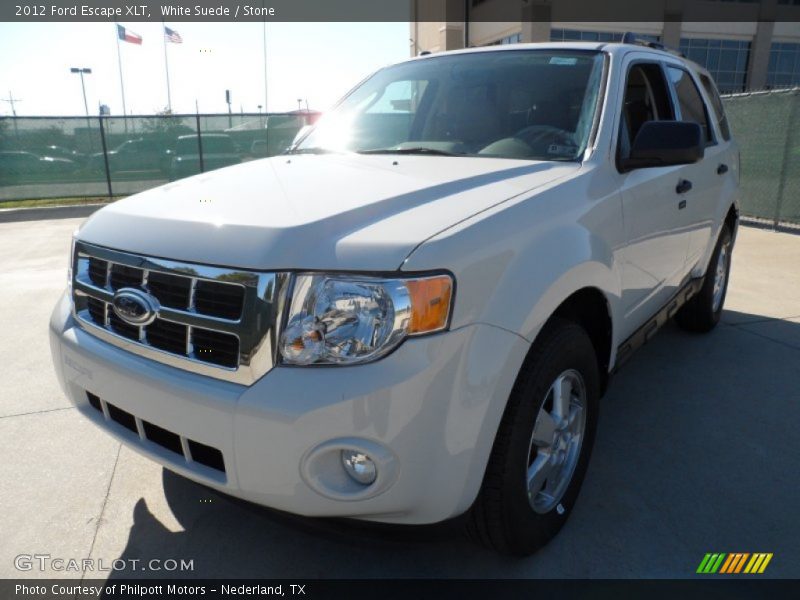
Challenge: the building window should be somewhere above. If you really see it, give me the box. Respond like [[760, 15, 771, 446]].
[[487, 33, 522, 46], [679, 38, 750, 93], [767, 42, 800, 88], [550, 29, 660, 44]]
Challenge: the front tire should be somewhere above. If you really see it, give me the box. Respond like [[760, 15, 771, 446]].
[[468, 319, 600, 556], [676, 224, 733, 333]]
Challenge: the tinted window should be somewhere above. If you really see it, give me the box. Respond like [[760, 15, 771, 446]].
[[2, 152, 39, 167], [175, 137, 197, 154], [699, 73, 731, 141], [202, 136, 236, 153], [667, 67, 713, 144]]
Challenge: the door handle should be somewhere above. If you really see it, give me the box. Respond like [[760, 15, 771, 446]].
[[717, 163, 729, 175], [676, 179, 692, 194]]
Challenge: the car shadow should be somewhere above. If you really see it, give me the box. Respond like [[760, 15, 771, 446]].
[[106, 309, 800, 578]]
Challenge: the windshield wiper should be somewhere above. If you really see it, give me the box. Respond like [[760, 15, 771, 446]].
[[358, 147, 460, 157]]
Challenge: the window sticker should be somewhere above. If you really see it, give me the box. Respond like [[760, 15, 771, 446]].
[[550, 57, 578, 66]]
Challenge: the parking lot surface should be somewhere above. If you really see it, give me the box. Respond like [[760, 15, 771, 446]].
[[1, 215, 798, 578]]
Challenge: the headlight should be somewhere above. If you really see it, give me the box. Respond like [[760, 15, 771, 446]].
[[279, 273, 453, 366]]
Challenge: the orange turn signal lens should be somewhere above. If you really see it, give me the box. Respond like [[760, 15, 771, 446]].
[[406, 275, 453, 335]]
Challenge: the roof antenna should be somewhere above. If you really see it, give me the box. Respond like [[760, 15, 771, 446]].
[[621, 32, 637, 44]]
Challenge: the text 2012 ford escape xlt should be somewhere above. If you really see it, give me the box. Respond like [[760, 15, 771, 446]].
[[50, 41, 739, 555]]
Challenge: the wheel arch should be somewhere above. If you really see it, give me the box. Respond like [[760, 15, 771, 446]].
[[724, 201, 739, 241], [547, 287, 614, 394]]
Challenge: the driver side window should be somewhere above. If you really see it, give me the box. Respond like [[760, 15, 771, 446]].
[[618, 63, 675, 161]]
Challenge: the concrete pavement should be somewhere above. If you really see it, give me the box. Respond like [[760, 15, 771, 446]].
[[1, 217, 798, 579]]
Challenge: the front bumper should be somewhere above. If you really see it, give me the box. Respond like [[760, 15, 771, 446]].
[[49, 291, 528, 524]]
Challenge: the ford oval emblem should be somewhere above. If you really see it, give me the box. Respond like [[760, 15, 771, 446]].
[[111, 288, 158, 326]]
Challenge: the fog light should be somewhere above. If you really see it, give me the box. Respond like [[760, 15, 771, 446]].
[[341, 449, 377, 485]]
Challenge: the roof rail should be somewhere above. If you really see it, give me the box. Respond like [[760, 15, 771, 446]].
[[620, 32, 685, 57]]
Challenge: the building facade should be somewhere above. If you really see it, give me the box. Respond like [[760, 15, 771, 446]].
[[410, 1, 800, 93]]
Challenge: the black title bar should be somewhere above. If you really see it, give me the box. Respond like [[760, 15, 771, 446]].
[[3, 579, 800, 600], [3, 0, 800, 22]]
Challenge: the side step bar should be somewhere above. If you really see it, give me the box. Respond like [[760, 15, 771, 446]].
[[613, 276, 704, 372]]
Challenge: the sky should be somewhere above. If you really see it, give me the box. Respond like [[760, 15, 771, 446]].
[[0, 22, 410, 116]]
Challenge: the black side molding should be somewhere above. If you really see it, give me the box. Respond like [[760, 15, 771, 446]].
[[613, 276, 704, 372]]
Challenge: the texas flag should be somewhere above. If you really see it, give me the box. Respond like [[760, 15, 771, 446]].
[[117, 24, 142, 45]]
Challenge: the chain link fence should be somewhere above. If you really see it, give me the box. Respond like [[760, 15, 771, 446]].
[[0, 112, 317, 202], [722, 87, 800, 230], [1, 92, 798, 230]]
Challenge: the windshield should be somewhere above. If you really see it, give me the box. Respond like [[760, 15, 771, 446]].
[[297, 49, 605, 161]]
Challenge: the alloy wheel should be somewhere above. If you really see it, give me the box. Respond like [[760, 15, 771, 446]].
[[526, 369, 587, 514]]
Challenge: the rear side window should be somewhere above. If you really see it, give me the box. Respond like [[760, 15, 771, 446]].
[[667, 67, 713, 144], [699, 73, 731, 141]]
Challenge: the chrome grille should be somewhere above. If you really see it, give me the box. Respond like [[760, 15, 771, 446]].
[[72, 241, 290, 385]]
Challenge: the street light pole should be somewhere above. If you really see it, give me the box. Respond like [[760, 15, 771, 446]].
[[70, 67, 92, 127], [70, 67, 93, 151]]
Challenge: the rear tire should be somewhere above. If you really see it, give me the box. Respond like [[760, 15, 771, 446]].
[[676, 225, 733, 333], [468, 318, 600, 556]]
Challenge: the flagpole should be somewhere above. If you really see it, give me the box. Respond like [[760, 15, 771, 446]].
[[115, 24, 129, 133], [262, 0, 268, 113], [162, 22, 173, 112]]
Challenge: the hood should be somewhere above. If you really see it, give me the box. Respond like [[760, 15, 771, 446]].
[[78, 153, 579, 271]]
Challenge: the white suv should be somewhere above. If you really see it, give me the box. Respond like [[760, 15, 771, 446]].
[[50, 42, 739, 555]]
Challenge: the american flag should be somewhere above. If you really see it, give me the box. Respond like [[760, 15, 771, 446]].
[[164, 26, 183, 44]]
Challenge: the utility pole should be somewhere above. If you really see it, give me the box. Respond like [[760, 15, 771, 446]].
[[225, 89, 232, 128], [1, 90, 21, 138], [1, 90, 21, 116]]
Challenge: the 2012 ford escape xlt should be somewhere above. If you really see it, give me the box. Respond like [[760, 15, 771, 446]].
[[50, 41, 739, 555]]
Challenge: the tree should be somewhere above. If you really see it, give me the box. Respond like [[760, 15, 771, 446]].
[[140, 107, 193, 141]]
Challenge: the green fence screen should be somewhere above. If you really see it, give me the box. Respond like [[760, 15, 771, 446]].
[[722, 88, 800, 228], [0, 112, 315, 202], [1, 91, 798, 228]]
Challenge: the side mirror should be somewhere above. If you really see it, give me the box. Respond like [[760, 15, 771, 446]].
[[620, 121, 704, 172]]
